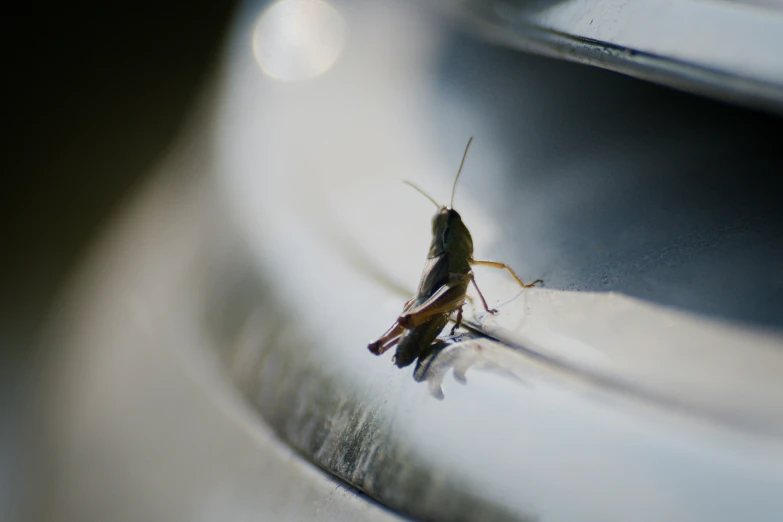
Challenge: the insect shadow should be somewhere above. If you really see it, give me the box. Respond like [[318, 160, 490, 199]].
[[412, 336, 531, 400]]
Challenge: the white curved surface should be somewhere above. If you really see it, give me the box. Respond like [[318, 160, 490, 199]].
[[35, 121, 403, 522], [211, 1, 783, 521]]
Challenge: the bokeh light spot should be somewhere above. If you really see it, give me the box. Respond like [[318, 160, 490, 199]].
[[252, 0, 346, 81]]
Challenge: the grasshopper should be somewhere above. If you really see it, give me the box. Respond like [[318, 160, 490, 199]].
[[368, 137, 543, 367]]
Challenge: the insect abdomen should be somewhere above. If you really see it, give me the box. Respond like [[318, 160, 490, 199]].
[[394, 314, 449, 368]]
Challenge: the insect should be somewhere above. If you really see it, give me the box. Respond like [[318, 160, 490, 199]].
[[368, 137, 543, 367]]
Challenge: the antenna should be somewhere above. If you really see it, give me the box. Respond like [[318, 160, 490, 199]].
[[450, 136, 473, 208], [403, 180, 441, 208]]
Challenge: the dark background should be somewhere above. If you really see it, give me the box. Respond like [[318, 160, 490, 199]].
[[2, 9, 237, 520], [2, 8, 237, 360]]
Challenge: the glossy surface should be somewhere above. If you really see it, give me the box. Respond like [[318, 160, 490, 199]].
[[213, 1, 783, 520], [448, 0, 783, 114], [35, 2, 783, 520], [35, 132, 404, 521]]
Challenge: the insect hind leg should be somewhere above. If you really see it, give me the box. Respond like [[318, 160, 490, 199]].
[[368, 297, 416, 355], [370, 314, 410, 354], [398, 279, 469, 329]]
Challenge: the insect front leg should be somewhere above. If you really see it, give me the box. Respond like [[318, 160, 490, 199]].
[[470, 273, 497, 315], [450, 305, 464, 335], [461, 294, 483, 323], [471, 260, 543, 288], [397, 279, 469, 329]]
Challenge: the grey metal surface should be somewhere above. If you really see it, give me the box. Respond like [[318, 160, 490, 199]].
[[445, 0, 783, 114], [32, 109, 404, 522], [30, 1, 783, 521], [211, 1, 783, 521]]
